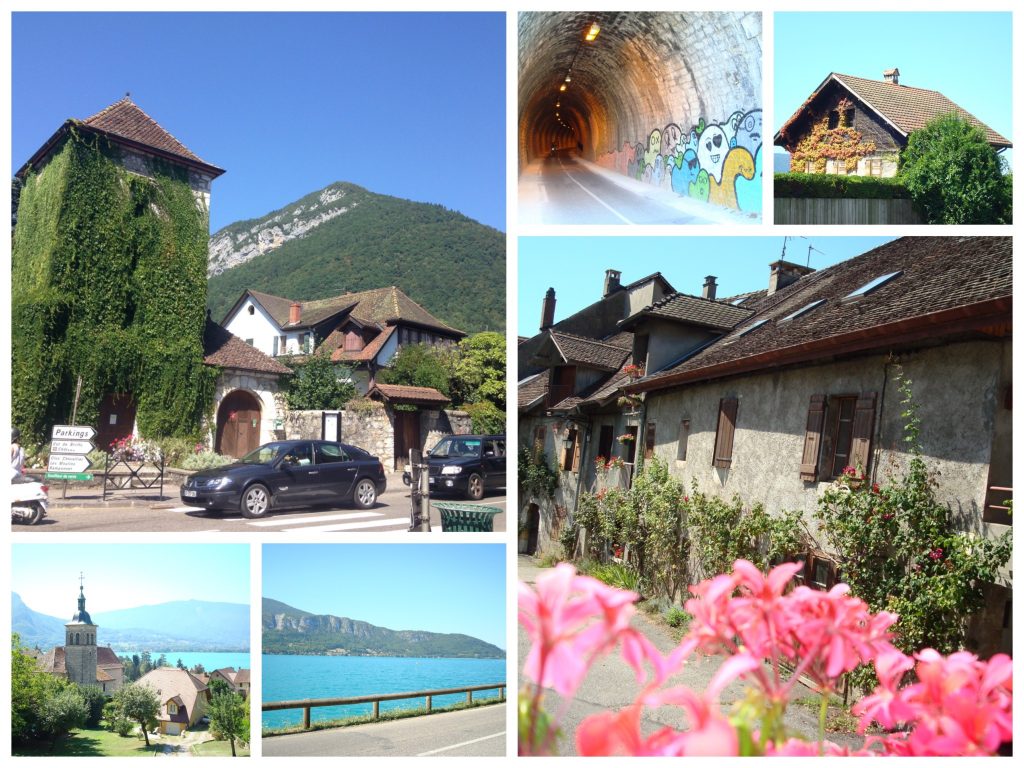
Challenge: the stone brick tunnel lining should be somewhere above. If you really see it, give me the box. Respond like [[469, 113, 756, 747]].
[[518, 11, 763, 214]]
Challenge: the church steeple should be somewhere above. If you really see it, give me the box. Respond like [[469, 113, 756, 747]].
[[71, 572, 94, 625]]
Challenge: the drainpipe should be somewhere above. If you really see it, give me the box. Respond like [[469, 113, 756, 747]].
[[872, 356, 896, 486]]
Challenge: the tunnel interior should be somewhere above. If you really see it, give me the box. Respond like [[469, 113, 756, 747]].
[[518, 11, 763, 212]]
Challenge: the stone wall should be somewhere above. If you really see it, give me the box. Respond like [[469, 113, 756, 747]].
[[284, 406, 472, 470]]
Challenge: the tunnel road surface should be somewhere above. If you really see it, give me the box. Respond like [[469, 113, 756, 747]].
[[262, 703, 506, 757], [521, 150, 720, 225]]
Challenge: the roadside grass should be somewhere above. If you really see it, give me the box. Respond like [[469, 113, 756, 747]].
[[191, 739, 251, 757], [791, 691, 862, 734], [262, 696, 504, 737], [13, 727, 163, 757]]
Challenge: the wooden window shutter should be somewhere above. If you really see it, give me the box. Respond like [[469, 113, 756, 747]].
[[644, 422, 656, 460], [572, 430, 582, 472], [713, 397, 738, 468], [849, 392, 877, 475], [799, 394, 827, 481], [533, 426, 546, 455]]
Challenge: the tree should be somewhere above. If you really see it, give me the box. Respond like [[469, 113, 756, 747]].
[[208, 677, 232, 698], [79, 685, 107, 728], [463, 400, 505, 434], [379, 343, 451, 395], [284, 349, 357, 410], [452, 332, 506, 409], [207, 691, 248, 757], [155, 654, 168, 669], [899, 114, 1012, 224], [113, 683, 161, 747], [176, 658, 186, 670], [38, 686, 88, 745], [189, 663, 206, 675]]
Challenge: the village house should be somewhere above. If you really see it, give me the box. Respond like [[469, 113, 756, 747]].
[[221, 286, 466, 394], [208, 666, 250, 699], [136, 667, 210, 736], [775, 69, 1012, 177], [33, 579, 124, 694], [520, 237, 1011, 656]]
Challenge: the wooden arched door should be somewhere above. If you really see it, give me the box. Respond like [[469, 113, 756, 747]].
[[216, 390, 262, 458]]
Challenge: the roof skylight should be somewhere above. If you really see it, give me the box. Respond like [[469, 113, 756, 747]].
[[730, 297, 747, 306], [781, 299, 826, 322], [843, 271, 902, 301], [737, 318, 768, 337]]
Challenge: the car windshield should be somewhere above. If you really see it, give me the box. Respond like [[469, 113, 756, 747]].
[[238, 443, 291, 465], [430, 437, 482, 458]]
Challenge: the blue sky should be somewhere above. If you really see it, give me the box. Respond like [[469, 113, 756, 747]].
[[10, 12, 506, 233], [12, 544, 250, 617], [518, 236, 897, 338], [775, 12, 1013, 170], [263, 544, 506, 649]]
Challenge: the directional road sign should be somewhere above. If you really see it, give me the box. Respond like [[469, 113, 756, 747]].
[[50, 439, 96, 455], [47, 454, 92, 474], [51, 425, 97, 441], [45, 472, 94, 482]]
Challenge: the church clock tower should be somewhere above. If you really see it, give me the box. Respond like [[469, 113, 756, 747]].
[[64, 574, 98, 688]]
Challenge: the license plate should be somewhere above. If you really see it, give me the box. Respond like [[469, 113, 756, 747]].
[[183, 489, 197, 498]]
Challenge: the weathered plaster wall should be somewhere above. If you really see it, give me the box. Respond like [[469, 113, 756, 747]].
[[643, 340, 1010, 548], [519, 11, 763, 212]]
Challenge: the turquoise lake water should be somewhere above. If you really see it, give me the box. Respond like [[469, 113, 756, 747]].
[[112, 650, 251, 672], [262, 655, 507, 729]]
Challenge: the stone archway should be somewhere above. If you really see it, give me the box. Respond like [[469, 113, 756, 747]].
[[216, 390, 262, 458]]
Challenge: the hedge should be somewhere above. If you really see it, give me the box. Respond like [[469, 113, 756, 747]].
[[774, 172, 911, 199]]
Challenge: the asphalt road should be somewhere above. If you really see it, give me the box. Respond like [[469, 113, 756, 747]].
[[520, 150, 715, 225], [14, 485, 507, 534], [262, 703, 506, 757]]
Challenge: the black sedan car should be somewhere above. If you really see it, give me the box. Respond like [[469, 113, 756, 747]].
[[180, 440, 386, 519]]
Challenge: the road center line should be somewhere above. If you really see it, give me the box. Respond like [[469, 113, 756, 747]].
[[416, 731, 505, 756], [558, 157, 634, 224], [247, 511, 383, 527]]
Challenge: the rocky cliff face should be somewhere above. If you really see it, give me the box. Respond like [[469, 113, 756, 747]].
[[268, 611, 375, 637], [207, 184, 359, 276]]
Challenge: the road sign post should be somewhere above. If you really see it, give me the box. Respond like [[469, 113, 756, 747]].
[[47, 425, 96, 487]]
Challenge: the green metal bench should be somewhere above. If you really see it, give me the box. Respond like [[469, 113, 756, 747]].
[[434, 502, 502, 532]]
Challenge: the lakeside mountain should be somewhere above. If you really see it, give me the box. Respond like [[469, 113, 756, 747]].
[[262, 597, 505, 659], [12, 593, 249, 652], [205, 182, 505, 334]]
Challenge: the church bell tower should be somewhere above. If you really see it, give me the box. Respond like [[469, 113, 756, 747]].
[[64, 573, 98, 688]]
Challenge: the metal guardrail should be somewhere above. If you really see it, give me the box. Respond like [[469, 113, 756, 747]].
[[102, 455, 165, 500], [263, 682, 507, 730]]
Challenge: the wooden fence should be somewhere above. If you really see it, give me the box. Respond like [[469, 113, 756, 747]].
[[263, 682, 507, 730], [775, 197, 923, 225]]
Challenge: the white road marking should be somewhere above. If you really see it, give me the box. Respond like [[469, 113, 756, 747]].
[[246, 511, 383, 527], [558, 156, 635, 224], [278, 517, 411, 533], [168, 506, 205, 513], [416, 731, 505, 756]]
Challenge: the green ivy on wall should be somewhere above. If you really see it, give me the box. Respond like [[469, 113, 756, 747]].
[[12, 126, 217, 444]]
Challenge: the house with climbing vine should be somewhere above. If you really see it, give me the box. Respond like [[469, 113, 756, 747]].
[[11, 97, 290, 454], [774, 70, 1012, 176]]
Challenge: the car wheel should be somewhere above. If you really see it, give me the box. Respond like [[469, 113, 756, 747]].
[[353, 478, 377, 509], [240, 484, 271, 519], [466, 473, 485, 501]]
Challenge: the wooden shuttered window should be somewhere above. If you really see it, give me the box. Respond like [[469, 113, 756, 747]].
[[849, 392, 877, 475], [533, 426, 546, 455], [799, 395, 827, 481], [712, 397, 738, 468], [644, 422, 656, 460]]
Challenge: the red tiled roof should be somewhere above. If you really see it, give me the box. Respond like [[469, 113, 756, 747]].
[[368, 383, 450, 406], [518, 373, 549, 412], [330, 325, 397, 363], [549, 331, 631, 371], [776, 73, 1011, 149], [203, 320, 292, 375], [82, 97, 225, 171]]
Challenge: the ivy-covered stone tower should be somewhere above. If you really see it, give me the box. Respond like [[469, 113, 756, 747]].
[[64, 576, 98, 689], [11, 97, 225, 446]]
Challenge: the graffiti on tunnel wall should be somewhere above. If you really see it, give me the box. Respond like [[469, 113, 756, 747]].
[[597, 108, 762, 213]]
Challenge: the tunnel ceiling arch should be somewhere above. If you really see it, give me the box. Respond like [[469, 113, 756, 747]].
[[518, 11, 763, 172]]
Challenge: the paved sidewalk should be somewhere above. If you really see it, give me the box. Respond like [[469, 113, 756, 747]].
[[517, 555, 864, 756]]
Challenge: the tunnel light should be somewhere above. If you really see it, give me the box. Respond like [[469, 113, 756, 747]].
[[585, 23, 600, 42], [564, 75, 571, 82], [559, 83, 567, 92]]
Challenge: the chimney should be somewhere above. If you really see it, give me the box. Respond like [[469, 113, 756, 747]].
[[702, 275, 717, 301], [883, 67, 900, 85], [540, 287, 556, 330], [603, 269, 622, 298], [289, 301, 302, 325], [768, 260, 816, 295]]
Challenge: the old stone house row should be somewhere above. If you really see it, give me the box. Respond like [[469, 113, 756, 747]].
[[775, 69, 1012, 177], [518, 236, 1011, 657], [12, 96, 469, 469]]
